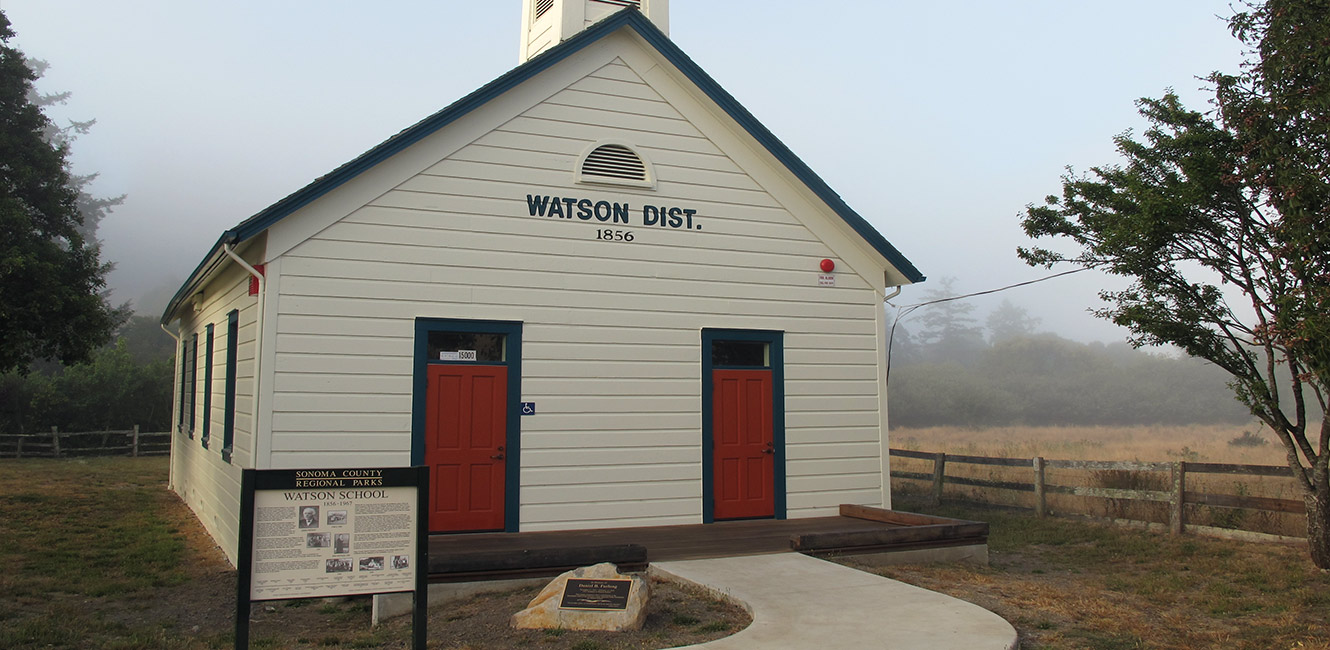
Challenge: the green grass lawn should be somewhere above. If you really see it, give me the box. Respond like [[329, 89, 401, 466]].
[[6, 458, 1330, 649], [0, 456, 201, 649]]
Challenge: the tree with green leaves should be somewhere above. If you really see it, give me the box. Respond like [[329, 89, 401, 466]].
[[1019, 0, 1330, 566], [0, 10, 123, 373]]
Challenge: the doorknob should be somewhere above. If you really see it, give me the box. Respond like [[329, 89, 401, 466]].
[[491, 452, 506, 460], [761, 444, 775, 455]]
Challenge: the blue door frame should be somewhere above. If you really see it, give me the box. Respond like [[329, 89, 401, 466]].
[[701, 328, 785, 523], [412, 318, 523, 533]]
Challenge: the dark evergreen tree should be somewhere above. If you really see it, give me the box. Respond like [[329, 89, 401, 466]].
[[986, 299, 1042, 343], [0, 11, 124, 373], [26, 58, 124, 243], [912, 277, 987, 365]]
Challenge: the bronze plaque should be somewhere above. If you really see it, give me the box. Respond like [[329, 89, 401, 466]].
[[559, 578, 632, 610]]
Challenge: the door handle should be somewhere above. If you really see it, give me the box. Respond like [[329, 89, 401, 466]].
[[761, 445, 775, 455], [491, 453, 506, 460]]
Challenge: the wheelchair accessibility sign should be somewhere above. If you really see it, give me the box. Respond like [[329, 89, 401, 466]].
[[520, 402, 536, 416]]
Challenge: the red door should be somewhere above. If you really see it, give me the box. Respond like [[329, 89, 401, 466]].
[[712, 369, 774, 520], [426, 364, 507, 532]]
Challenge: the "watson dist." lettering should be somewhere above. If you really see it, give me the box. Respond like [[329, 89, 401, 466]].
[[526, 194, 702, 231]]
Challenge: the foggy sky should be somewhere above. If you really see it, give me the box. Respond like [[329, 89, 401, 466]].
[[4, 1, 1246, 341]]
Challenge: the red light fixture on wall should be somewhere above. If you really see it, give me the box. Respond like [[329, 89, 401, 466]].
[[819, 259, 835, 273]]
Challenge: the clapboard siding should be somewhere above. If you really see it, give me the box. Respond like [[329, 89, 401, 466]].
[[545, 87, 686, 121], [270, 450, 404, 469], [277, 292, 875, 323], [785, 441, 881, 460], [398, 171, 785, 213], [522, 428, 698, 447], [270, 430, 411, 450], [259, 54, 892, 529], [280, 239, 858, 289], [524, 480, 699, 505], [280, 265, 871, 305], [525, 447, 697, 467], [523, 463, 701, 485], [786, 457, 882, 477], [169, 255, 260, 566]]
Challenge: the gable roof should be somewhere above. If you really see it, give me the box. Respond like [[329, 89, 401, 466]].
[[163, 8, 924, 325]]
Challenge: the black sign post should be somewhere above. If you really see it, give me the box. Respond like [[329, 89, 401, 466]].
[[235, 466, 429, 650]]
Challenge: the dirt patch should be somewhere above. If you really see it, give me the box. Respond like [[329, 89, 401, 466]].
[[114, 505, 752, 650]]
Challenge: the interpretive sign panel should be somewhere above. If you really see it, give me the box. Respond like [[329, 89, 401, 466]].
[[236, 466, 428, 650], [559, 578, 632, 611], [248, 467, 420, 600]]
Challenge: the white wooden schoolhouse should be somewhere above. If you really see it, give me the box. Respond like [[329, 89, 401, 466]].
[[161, 0, 925, 566]]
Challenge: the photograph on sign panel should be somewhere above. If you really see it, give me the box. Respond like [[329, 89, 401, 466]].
[[298, 506, 319, 528], [393, 555, 410, 570], [306, 533, 331, 548], [359, 557, 384, 571], [334, 533, 350, 554], [327, 510, 347, 525], [326, 558, 353, 573]]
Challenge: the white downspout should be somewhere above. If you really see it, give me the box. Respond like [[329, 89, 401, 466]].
[[223, 243, 264, 468], [160, 323, 182, 488], [881, 284, 903, 509]]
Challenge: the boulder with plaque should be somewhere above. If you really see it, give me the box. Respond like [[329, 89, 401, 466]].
[[510, 562, 650, 632]]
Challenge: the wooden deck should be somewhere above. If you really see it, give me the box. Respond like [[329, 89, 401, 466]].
[[427, 506, 988, 582]]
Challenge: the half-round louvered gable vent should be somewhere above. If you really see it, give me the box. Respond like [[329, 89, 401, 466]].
[[577, 143, 654, 187]]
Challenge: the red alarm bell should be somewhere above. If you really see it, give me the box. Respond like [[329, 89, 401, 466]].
[[820, 259, 835, 273]]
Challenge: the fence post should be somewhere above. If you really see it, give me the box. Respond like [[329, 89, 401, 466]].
[[15, 436, 23, 459], [1170, 461, 1186, 535], [51, 426, 60, 458], [931, 452, 947, 506], [132, 425, 140, 458], [1034, 456, 1047, 518]]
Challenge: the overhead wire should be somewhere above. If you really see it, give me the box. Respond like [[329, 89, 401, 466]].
[[884, 267, 1093, 386]]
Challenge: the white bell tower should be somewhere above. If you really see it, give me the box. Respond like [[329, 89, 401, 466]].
[[519, 0, 670, 63]]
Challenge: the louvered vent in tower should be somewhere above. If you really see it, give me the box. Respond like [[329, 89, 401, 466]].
[[535, 0, 555, 19], [580, 144, 649, 184], [590, 0, 642, 8]]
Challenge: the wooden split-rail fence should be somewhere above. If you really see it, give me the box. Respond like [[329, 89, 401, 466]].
[[890, 448, 1305, 540], [0, 426, 171, 459]]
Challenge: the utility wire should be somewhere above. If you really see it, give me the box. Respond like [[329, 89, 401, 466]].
[[884, 267, 1093, 386]]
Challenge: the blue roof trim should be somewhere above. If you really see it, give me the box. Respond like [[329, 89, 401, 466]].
[[163, 9, 923, 324]]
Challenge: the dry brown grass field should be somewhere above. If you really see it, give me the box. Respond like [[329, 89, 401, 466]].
[[890, 424, 1308, 537], [891, 423, 1287, 465]]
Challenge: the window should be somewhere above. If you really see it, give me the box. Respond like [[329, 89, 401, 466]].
[[177, 340, 189, 433], [187, 333, 198, 438], [577, 143, 653, 187], [711, 340, 769, 368], [223, 311, 238, 463], [428, 331, 506, 362], [201, 324, 214, 449], [535, 0, 554, 19]]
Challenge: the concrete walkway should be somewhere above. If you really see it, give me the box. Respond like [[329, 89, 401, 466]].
[[651, 554, 1017, 650]]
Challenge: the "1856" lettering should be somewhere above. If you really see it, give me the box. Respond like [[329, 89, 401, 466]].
[[596, 229, 635, 242]]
